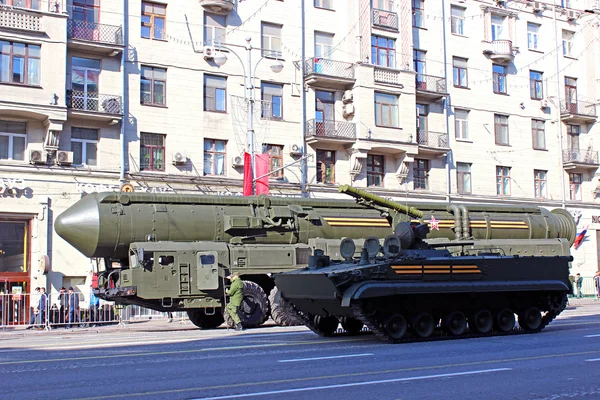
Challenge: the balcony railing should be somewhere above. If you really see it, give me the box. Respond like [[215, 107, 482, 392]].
[[563, 149, 599, 165], [0, 7, 41, 31], [483, 40, 515, 62], [67, 90, 123, 115], [415, 74, 447, 94], [372, 9, 398, 31], [417, 131, 449, 149], [374, 67, 402, 85], [67, 19, 123, 46], [561, 99, 597, 117], [306, 119, 356, 141], [304, 58, 355, 80]]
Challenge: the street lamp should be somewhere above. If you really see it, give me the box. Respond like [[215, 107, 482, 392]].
[[212, 37, 284, 195]]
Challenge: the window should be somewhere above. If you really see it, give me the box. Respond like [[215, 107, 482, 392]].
[[494, 114, 509, 145], [0, 41, 40, 86], [567, 124, 580, 150], [314, 32, 334, 58], [534, 169, 547, 199], [0, 220, 28, 273], [261, 23, 282, 58], [315, 90, 334, 126], [373, 0, 393, 11], [457, 162, 471, 195], [416, 104, 428, 141], [532, 119, 545, 150], [367, 154, 384, 187], [374, 92, 399, 128], [71, 57, 100, 111], [140, 133, 165, 171], [413, 159, 429, 190], [316, 149, 335, 184], [455, 109, 469, 140], [569, 173, 582, 200], [491, 15, 505, 40], [527, 23, 540, 50], [452, 57, 468, 88], [371, 36, 395, 68], [71, 127, 98, 166], [204, 75, 227, 112], [140, 66, 166, 106], [204, 13, 226, 46], [262, 144, 284, 179], [203, 139, 226, 176], [261, 83, 283, 119], [562, 30, 574, 57], [141, 2, 166, 40], [493, 64, 507, 94], [72, 0, 98, 22], [412, 0, 424, 28], [451, 6, 465, 35], [314, 0, 332, 9], [565, 77, 577, 112], [496, 166, 511, 196], [3, 0, 40, 9], [530, 70, 543, 100], [0, 120, 26, 161]]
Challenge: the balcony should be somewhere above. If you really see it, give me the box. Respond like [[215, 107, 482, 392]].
[[199, 0, 235, 14], [372, 9, 398, 31], [482, 40, 515, 64], [0, 7, 42, 32], [67, 90, 123, 122], [560, 100, 598, 124], [415, 74, 447, 102], [67, 19, 124, 56], [562, 149, 600, 170], [303, 58, 356, 90], [305, 119, 356, 145], [417, 131, 449, 155], [374, 67, 402, 86]]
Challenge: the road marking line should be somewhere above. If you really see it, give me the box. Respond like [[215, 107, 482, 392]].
[[188, 368, 513, 400], [584, 334, 600, 338], [278, 353, 374, 363], [585, 358, 600, 362]]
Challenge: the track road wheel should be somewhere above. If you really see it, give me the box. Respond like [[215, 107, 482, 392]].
[[411, 313, 435, 338], [383, 314, 407, 340], [494, 309, 516, 333], [268, 287, 301, 326], [224, 280, 269, 329], [469, 309, 493, 334], [341, 317, 364, 335], [314, 315, 339, 336], [518, 307, 542, 332], [442, 311, 467, 336], [187, 310, 225, 329]]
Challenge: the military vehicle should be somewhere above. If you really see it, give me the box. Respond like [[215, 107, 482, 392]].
[[54, 186, 576, 330], [273, 223, 573, 342]]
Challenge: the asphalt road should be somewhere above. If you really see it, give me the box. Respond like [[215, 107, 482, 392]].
[[1, 302, 599, 400]]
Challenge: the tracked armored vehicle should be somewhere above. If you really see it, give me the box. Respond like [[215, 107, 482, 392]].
[[273, 223, 573, 343]]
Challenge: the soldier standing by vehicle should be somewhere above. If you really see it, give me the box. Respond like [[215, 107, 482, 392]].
[[225, 272, 244, 331]]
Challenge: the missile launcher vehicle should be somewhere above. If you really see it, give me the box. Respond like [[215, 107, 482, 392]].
[[54, 185, 576, 330], [273, 223, 573, 342]]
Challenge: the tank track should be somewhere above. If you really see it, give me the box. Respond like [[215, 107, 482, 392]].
[[286, 301, 331, 337]]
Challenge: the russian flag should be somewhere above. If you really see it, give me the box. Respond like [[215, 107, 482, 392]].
[[573, 225, 589, 250]]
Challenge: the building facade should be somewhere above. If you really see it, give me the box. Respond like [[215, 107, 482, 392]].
[[1, 0, 599, 306]]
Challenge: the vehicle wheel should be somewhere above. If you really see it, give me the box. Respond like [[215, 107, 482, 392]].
[[313, 315, 339, 336], [469, 309, 493, 334], [494, 308, 516, 333], [442, 311, 467, 336], [187, 310, 224, 329], [341, 317, 364, 335], [224, 280, 269, 329], [411, 312, 435, 338], [383, 314, 407, 340], [518, 307, 542, 332], [269, 287, 301, 326]]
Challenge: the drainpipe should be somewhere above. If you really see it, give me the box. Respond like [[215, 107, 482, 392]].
[[119, 0, 128, 183], [300, 0, 308, 197], [553, 0, 567, 208], [441, 0, 452, 203]]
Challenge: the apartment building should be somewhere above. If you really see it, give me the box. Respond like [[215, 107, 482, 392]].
[[0, 0, 599, 298]]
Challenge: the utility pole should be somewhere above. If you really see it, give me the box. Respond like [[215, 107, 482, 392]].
[[300, 0, 308, 198], [553, 0, 567, 209]]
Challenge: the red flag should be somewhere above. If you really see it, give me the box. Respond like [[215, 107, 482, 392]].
[[242, 152, 252, 196], [255, 153, 270, 196]]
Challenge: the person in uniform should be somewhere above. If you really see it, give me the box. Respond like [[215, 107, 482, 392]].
[[225, 272, 244, 331]]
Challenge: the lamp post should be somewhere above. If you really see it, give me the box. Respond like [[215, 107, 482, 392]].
[[212, 37, 284, 195]]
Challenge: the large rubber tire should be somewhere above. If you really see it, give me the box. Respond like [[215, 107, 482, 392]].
[[224, 280, 269, 329], [187, 310, 225, 329], [269, 287, 301, 326]]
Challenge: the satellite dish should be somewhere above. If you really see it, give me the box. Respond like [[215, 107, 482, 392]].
[[383, 235, 401, 258], [364, 236, 381, 259], [339, 238, 356, 260], [394, 222, 415, 249]]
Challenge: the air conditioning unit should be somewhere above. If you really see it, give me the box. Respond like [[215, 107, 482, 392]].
[[342, 103, 355, 117], [232, 155, 244, 167], [566, 10, 577, 20], [29, 149, 47, 165], [102, 97, 121, 113], [203, 46, 217, 60], [56, 150, 73, 165], [540, 98, 550, 109], [172, 152, 186, 165], [289, 144, 302, 157], [342, 90, 353, 104], [532, 1, 543, 12]]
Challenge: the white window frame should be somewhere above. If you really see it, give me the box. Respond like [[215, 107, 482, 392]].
[[373, 0, 394, 11], [562, 30, 574, 57], [314, 0, 333, 10], [527, 23, 540, 50], [451, 6, 465, 35], [456, 162, 472, 195], [496, 166, 511, 196], [374, 92, 399, 128], [315, 32, 334, 59], [491, 15, 506, 41], [0, 132, 27, 161], [204, 13, 226, 46], [455, 109, 469, 140], [71, 137, 98, 166], [534, 169, 547, 199], [261, 22, 282, 58]]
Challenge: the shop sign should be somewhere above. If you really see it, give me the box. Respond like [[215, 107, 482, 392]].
[[1, 177, 33, 198], [76, 183, 173, 194]]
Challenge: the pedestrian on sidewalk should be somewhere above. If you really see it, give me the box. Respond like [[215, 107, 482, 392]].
[[26, 287, 40, 330], [576, 273, 583, 298], [594, 271, 600, 300]]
